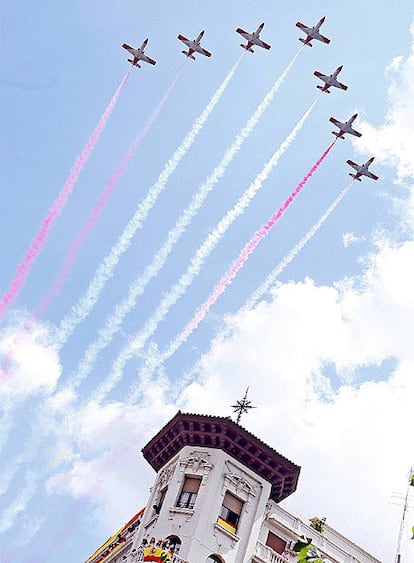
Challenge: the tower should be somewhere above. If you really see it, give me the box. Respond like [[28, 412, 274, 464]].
[[85, 411, 382, 563], [132, 411, 300, 562]]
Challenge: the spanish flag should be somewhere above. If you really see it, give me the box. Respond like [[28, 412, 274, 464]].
[[143, 546, 172, 562]]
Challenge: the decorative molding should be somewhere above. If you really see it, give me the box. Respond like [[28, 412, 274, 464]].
[[224, 472, 256, 497], [179, 450, 214, 473], [157, 462, 177, 489], [177, 450, 214, 485]]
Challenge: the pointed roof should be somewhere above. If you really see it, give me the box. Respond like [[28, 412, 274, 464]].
[[142, 411, 300, 502]]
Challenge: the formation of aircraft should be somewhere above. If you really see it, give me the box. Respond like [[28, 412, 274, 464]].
[[347, 157, 379, 181], [236, 22, 271, 52], [296, 17, 330, 47], [177, 30, 212, 59], [122, 39, 156, 68], [314, 65, 348, 93], [122, 18, 379, 183], [329, 114, 362, 139]]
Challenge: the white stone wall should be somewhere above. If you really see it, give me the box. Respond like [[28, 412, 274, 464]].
[[131, 446, 271, 563]]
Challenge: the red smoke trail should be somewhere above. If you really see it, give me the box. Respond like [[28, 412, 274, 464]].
[[35, 67, 184, 318], [170, 141, 336, 350], [0, 70, 131, 321]]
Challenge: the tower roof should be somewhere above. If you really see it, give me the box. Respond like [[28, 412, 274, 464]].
[[142, 411, 300, 502]]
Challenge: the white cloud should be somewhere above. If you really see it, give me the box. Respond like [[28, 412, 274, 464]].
[[342, 232, 363, 248], [354, 24, 414, 185], [45, 376, 178, 531], [0, 316, 61, 401], [171, 234, 414, 560]]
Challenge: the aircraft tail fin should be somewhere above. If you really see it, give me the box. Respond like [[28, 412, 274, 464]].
[[349, 173, 361, 181], [299, 38, 312, 46], [240, 44, 254, 52], [128, 58, 140, 68]]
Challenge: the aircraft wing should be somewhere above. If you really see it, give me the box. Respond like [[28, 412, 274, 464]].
[[199, 47, 212, 57], [329, 117, 343, 127], [256, 39, 271, 50], [314, 71, 326, 79], [317, 33, 330, 44], [296, 22, 310, 33], [141, 54, 156, 65], [346, 160, 359, 170], [177, 34, 190, 45], [122, 43, 136, 55], [365, 171, 379, 180], [336, 81, 348, 91], [349, 127, 361, 137], [236, 28, 249, 38]]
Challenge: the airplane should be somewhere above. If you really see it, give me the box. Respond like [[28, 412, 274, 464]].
[[329, 113, 362, 139], [346, 157, 379, 181], [177, 30, 211, 59], [236, 22, 271, 52], [296, 17, 330, 47], [314, 65, 348, 93], [122, 39, 156, 68]]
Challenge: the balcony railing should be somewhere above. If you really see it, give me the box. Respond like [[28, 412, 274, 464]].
[[254, 541, 291, 563], [124, 546, 188, 562]]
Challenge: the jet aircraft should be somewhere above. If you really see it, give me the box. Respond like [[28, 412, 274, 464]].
[[329, 114, 362, 139], [314, 65, 348, 93], [122, 39, 156, 68], [236, 23, 271, 52], [347, 157, 379, 181], [296, 17, 330, 47], [177, 30, 211, 59]]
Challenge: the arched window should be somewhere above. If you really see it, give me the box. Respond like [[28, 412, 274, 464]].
[[205, 555, 224, 563], [165, 535, 182, 552]]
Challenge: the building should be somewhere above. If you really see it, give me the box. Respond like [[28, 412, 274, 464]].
[[85, 412, 381, 563]]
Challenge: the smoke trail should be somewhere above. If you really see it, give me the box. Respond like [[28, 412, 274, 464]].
[[69, 50, 306, 391], [0, 470, 38, 533], [245, 181, 354, 309], [55, 56, 243, 346], [136, 183, 355, 391], [162, 140, 337, 359], [0, 70, 131, 321], [35, 67, 184, 319], [93, 96, 322, 401]]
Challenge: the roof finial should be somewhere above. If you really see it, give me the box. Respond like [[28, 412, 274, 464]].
[[231, 387, 256, 424]]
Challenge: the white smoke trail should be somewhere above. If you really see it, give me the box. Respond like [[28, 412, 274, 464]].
[[244, 182, 354, 310], [94, 93, 321, 402], [55, 56, 243, 346], [0, 437, 41, 497], [70, 48, 305, 392], [0, 470, 38, 533], [130, 180, 354, 401]]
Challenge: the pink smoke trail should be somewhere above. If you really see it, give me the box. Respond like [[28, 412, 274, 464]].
[[35, 66, 184, 318], [0, 70, 131, 321], [167, 140, 337, 354]]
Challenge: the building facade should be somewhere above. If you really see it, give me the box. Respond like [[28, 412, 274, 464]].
[[85, 412, 381, 563]]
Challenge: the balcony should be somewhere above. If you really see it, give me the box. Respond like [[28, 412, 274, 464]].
[[123, 546, 188, 562], [253, 541, 291, 563]]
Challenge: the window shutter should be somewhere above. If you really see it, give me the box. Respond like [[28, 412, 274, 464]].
[[182, 476, 201, 493], [265, 531, 287, 554], [223, 492, 243, 515]]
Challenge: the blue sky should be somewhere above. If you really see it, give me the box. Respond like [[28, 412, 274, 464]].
[[1, 1, 414, 561]]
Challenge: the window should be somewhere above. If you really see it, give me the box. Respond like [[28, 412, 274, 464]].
[[153, 487, 167, 515], [205, 555, 224, 563], [217, 492, 243, 534], [265, 531, 287, 554], [165, 535, 181, 552], [176, 476, 201, 509]]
